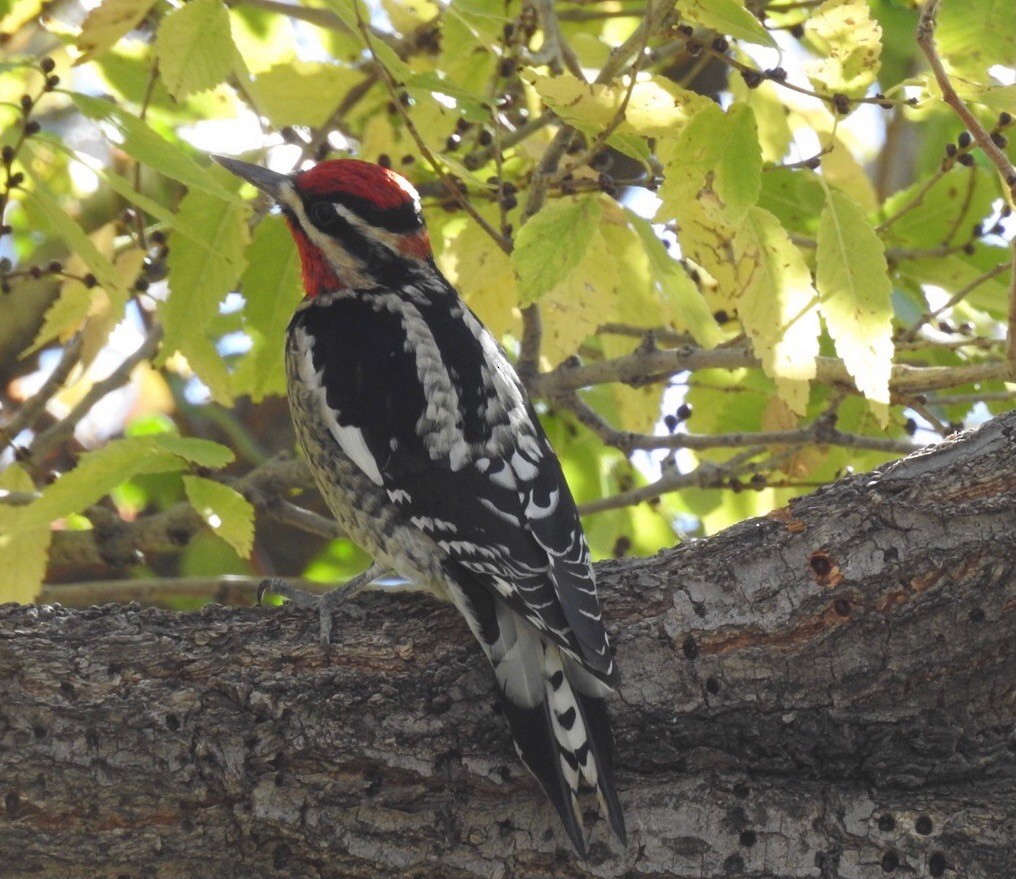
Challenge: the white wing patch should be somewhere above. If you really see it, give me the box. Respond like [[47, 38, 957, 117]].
[[293, 326, 383, 486]]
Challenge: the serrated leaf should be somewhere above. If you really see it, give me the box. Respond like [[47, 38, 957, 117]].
[[626, 210, 724, 348], [182, 475, 254, 558], [441, 216, 520, 340], [526, 70, 709, 151], [512, 196, 601, 305], [729, 77, 791, 163], [160, 187, 248, 360], [71, 94, 235, 199], [249, 62, 362, 128], [523, 70, 649, 160], [233, 215, 302, 401], [676, 0, 777, 48], [149, 434, 235, 468], [156, 0, 239, 99], [658, 102, 762, 227], [804, 0, 882, 99], [0, 465, 50, 604], [76, 0, 157, 63], [816, 189, 893, 420], [739, 207, 820, 415], [179, 334, 235, 405], [20, 185, 125, 298]]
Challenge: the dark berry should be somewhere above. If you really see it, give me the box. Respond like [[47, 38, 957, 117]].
[[478, 129, 493, 147], [678, 24, 694, 36], [999, 111, 1013, 127], [498, 58, 515, 78], [904, 418, 917, 436], [44, 75, 59, 91], [711, 37, 728, 53], [789, 23, 805, 38], [990, 131, 1008, 148], [1, 145, 13, 164], [134, 278, 149, 291], [676, 403, 692, 421], [150, 230, 166, 245], [663, 414, 678, 432], [832, 93, 851, 115], [740, 68, 763, 88], [767, 67, 787, 82], [958, 152, 975, 166], [806, 156, 822, 169], [958, 130, 972, 148], [29, 265, 41, 278], [46, 260, 61, 273], [40, 56, 55, 73], [19, 94, 32, 112], [24, 120, 40, 136], [685, 38, 702, 56], [445, 133, 461, 151], [377, 153, 391, 168], [945, 142, 957, 157], [0, 256, 10, 272], [501, 193, 517, 211], [83, 273, 97, 288]]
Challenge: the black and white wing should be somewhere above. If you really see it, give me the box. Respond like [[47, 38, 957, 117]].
[[291, 284, 625, 851]]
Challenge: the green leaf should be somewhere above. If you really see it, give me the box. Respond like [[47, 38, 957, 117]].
[[804, 0, 882, 99], [160, 187, 249, 361], [71, 94, 235, 199], [249, 62, 362, 128], [76, 0, 158, 63], [676, 0, 777, 48], [19, 185, 126, 298], [739, 207, 820, 415], [512, 196, 601, 305], [658, 102, 762, 227], [0, 465, 50, 604], [182, 475, 254, 558], [149, 434, 235, 468], [233, 215, 302, 401], [938, 0, 1016, 77], [881, 167, 997, 249], [816, 189, 894, 419], [156, 0, 240, 99], [626, 210, 724, 348]]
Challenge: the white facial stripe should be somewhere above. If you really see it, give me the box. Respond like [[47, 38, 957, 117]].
[[281, 189, 371, 288]]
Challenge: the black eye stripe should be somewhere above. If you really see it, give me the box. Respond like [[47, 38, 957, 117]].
[[303, 194, 422, 235]]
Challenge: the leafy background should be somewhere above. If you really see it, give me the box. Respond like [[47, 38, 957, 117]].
[[0, 0, 1014, 607]]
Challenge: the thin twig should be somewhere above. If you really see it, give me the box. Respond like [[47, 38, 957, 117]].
[[28, 325, 163, 460]]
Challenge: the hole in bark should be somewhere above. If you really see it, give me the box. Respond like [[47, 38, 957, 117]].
[[705, 677, 720, 695], [60, 682, 75, 700], [969, 607, 985, 623], [166, 714, 180, 731], [833, 598, 851, 616], [107, 663, 122, 676], [878, 814, 896, 832], [928, 852, 947, 876], [916, 815, 933, 835], [809, 551, 833, 577], [272, 843, 291, 870], [881, 852, 899, 872], [5, 792, 18, 816], [682, 636, 699, 659], [723, 853, 744, 873], [32, 725, 46, 740], [496, 766, 512, 783], [739, 829, 757, 847], [732, 783, 750, 799]]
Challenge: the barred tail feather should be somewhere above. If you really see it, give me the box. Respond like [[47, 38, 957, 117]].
[[445, 564, 625, 853]]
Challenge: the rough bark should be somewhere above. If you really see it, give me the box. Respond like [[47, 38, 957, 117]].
[[4, 413, 1016, 878]]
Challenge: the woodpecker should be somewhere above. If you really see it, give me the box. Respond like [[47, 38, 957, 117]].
[[212, 155, 626, 854]]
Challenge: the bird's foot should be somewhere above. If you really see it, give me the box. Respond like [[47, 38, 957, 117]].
[[258, 562, 388, 647]]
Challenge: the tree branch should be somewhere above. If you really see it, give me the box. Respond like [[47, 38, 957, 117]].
[[6, 411, 1016, 876]]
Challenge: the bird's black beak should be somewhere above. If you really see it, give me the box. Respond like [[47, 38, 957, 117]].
[[211, 154, 290, 200]]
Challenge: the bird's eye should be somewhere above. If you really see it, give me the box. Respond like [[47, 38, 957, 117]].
[[309, 202, 335, 225]]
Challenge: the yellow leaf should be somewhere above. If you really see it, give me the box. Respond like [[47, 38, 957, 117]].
[[249, 62, 362, 128], [441, 217, 520, 340], [676, 0, 777, 47], [739, 207, 820, 415], [816, 189, 894, 421], [0, 465, 50, 604], [804, 0, 882, 100], [76, 0, 157, 64]]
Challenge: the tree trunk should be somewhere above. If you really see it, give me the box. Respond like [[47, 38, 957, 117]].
[[4, 413, 1016, 878]]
